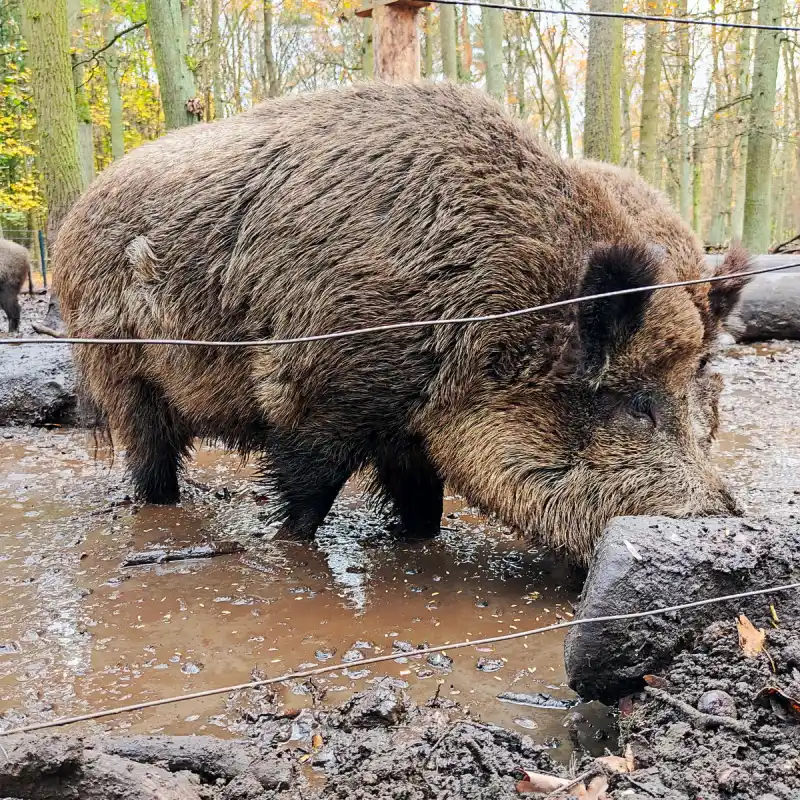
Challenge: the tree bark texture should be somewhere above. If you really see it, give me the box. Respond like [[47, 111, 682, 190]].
[[263, 0, 279, 96], [439, 3, 457, 80], [742, 0, 783, 253], [481, 5, 505, 103], [638, 0, 663, 184], [583, 0, 623, 163], [145, 0, 198, 130], [20, 0, 84, 243], [372, 3, 420, 83]]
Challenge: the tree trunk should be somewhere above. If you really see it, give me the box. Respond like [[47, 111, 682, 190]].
[[67, 0, 94, 187], [621, 62, 634, 167], [638, 0, 663, 184], [460, 6, 472, 79], [440, 3, 457, 80], [785, 38, 800, 234], [362, 17, 374, 79], [742, 0, 784, 253], [707, 144, 727, 247], [692, 128, 702, 235], [583, 0, 623, 163], [481, 6, 504, 102], [145, 0, 198, 130], [103, 8, 125, 159], [730, 12, 753, 239], [677, 0, 692, 222], [263, 0, 279, 96], [20, 0, 84, 243], [423, 7, 433, 78], [209, 0, 223, 116]]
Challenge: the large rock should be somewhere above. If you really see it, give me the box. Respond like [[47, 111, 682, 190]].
[[0, 343, 76, 425], [564, 515, 800, 703]]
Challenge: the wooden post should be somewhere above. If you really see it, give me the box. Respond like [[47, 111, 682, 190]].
[[356, 0, 430, 83]]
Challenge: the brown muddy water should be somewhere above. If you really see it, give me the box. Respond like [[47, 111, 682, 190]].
[[0, 341, 798, 762]]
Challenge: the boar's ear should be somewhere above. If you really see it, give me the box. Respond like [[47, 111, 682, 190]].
[[707, 243, 752, 324], [569, 242, 661, 376]]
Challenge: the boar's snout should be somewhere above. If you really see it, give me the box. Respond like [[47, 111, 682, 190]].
[[687, 480, 742, 519]]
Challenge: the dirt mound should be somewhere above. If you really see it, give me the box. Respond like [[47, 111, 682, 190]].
[[0, 682, 570, 799], [619, 619, 800, 799]]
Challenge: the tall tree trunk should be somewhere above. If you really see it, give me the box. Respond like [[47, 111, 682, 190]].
[[67, 0, 94, 187], [263, 0, 279, 96], [362, 18, 374, 79], [103, 7, 125, 159], [707, 144, 727, 246], [785, 39, 800, 234], [621, 62, 634, 167], [638, 0, 663, 183], [20, 0, 83, 243], [460, 5, 473, 79], [144, 0, 197, 130], [742, 0, 784, 253], [210, 0, 224, 115], [583, 0, 623, 163], [677, 0, 692, 222], [692, 128, 702, 235], [440, 4, 457, 80], [481, 6, 504, 102], [423, 7, 433, 78], [730, 11, 753, 239]]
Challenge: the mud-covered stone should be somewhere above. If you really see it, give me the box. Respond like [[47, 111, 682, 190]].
[[564, 515, 800, 702], [735, 273, 800, 342], [0, 343, 76, 425]]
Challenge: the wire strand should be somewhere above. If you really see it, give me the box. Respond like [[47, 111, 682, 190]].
[[431, 0, 800, 33], [3, 261, 799, 349], [1, 580, 797, 737]]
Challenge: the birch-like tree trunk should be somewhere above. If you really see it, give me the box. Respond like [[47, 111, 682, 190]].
[[742, 0, 784, 252], [638, 0, 663, 183], [440, 4, 457, 80], [482, 6, 504, 102], [730, 11, 753, 239], [584, 0, 623, 163], [263, 0, 279, 96]]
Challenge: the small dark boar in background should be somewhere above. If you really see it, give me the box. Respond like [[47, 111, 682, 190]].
[[54, 83, 749, 563], [0, 237, 29, 333]]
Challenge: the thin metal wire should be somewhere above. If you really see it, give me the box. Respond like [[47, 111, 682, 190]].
[[432, 0, 800, 32], [3, 261, 799, 349], [1, 580, 797, 737]]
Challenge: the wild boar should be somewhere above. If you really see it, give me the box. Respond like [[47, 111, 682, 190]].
[[0, 237, 29, 333], [54, 82, 749, 563]]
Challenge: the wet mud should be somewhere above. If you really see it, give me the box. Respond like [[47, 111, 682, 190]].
[[0, 339, 798, 796]]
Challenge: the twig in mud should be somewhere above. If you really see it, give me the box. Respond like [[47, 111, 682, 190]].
[[644, 687, 752, 735], [121, 541, 244, 567], [424, 720, 464, 768], [540, 766, 598, 798], [619, 772, 658, 796], [30, 322, 64, 338]]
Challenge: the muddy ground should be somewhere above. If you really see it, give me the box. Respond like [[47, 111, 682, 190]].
[[1, 298, 800, 797]]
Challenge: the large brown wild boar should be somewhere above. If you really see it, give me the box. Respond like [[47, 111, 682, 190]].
[[54, 83, 749, 563], [0, 237, 29, 333]]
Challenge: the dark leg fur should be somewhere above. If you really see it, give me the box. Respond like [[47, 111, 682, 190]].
[[120, 380, 194, 504], [0, 289, 20, 333], [374, 447, 444, 539], [262, 433, 354, 539]]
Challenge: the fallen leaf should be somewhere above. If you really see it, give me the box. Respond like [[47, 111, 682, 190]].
[[737, 615, 766, 657], [312, 733, 323, 750], [297, 753, 311, 763], [518, 770, 570, 792], [643, 674, 669, 689], [595, 755, 630, 774], [624, 743, 635, 773], [584, 775, 609, 800]]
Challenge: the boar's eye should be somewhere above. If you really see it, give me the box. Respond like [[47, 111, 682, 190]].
[[627, 395, 657, 428]]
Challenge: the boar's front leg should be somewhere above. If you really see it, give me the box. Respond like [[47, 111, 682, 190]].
[[264, 431, 353, 540], [375, 448, 444, 539]]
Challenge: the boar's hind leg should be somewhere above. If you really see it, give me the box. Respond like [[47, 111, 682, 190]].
[[265, 433, 352, 540], [0, 288, 20, 332], [121, 380, 193, 505], [375, 449, 444, 539]]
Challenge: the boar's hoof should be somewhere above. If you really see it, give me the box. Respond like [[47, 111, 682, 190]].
[[385, 518, 441, 541]]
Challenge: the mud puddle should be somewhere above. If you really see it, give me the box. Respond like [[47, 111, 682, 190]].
[[0, 340, 798, 761]]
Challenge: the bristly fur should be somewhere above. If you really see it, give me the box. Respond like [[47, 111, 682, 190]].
[[53, 83, 745, 563], [0, 237, 29, 333]]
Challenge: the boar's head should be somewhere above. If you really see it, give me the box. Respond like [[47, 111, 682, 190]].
[[426, 242, 751, 563]]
